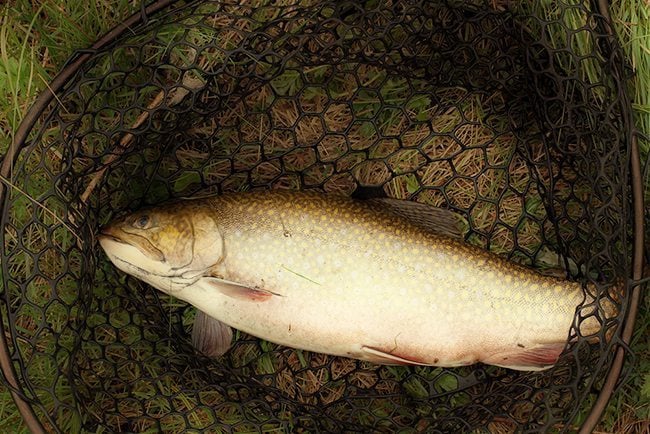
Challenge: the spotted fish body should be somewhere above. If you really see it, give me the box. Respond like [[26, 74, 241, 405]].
[[98, 190, 613, 371]]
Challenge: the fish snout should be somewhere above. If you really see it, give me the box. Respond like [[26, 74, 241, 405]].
[[98, 225, 124, 244], [97, 225, 166, 263]]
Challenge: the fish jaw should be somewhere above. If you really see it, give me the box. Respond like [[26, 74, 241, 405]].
[[98, 234, 192, 293], [99, 221, 165, 262]]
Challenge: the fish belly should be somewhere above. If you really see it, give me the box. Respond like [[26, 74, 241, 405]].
[[180, 214, 581, 370]]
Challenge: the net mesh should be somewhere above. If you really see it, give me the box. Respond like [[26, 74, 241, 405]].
[[0, 0, 638, 432]]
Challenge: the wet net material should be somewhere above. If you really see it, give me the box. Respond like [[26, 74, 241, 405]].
[[0, 0, 641, 432]]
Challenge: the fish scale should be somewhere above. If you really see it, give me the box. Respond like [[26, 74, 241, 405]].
[[98, 190, 617, 370]]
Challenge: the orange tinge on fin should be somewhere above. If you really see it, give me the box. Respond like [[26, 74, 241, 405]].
[[485, 342, 566, 371], [202, 277, 275, 301]]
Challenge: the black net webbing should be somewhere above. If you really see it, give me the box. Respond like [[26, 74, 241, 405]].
[[0, 1, 640, 432]]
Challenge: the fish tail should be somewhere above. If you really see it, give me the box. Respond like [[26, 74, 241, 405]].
[[578, 279, 624, 341]]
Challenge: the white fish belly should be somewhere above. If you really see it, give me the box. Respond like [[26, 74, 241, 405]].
[[178, 225, 580, 367]]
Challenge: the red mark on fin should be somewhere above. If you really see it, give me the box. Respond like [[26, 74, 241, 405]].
[[203, 277, 274, 301], [485, 342, 565, 371]]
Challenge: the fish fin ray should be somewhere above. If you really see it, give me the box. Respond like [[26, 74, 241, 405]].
[[202, 277, 275, 301], [191, 310, 233, 359], [361, 346, 429, 366], [485, 342, 565, 371], [366, 198, 465, 238]]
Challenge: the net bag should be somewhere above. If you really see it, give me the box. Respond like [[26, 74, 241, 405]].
[[0, 1, 644, 432]]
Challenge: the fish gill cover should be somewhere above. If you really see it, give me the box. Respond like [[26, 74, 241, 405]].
[[0, 0, 639, 432]]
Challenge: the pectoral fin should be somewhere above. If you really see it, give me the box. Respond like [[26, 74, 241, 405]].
[[201, 277, 276, 301], [361, 346, 429, 366], [485, 342, 566, 371], [191, 310, 233, 359]]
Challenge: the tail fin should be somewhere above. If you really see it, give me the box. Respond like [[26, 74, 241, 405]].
[[577, 279, 624, 342]]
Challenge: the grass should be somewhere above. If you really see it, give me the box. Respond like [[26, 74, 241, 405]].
[[0, 0, 648, 433], [1, 3, 145, 432]]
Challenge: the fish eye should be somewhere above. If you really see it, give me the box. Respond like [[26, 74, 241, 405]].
[[132, 214, 151, 229]]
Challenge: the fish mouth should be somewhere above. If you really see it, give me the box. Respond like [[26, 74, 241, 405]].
[[98, 226, 165, 263], [97, 231, 123, 244], [98, 224, 123, 240], [101, 251, 193, 293]]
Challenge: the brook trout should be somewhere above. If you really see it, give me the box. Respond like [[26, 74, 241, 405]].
[[98, 190, 615, 371]]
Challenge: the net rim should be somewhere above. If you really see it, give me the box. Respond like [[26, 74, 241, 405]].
[[0, 2, 183, 431]]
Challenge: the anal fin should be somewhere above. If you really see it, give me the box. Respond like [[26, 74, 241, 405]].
[[361, 346, 429, 366], [486, 342, 566, 371], [191, 309, 233, 359]]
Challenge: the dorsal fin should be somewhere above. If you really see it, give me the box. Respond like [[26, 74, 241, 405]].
[[366, 198, 465, 239]]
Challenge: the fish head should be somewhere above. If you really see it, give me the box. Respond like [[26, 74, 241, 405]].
[[98, 202, 223, 291]]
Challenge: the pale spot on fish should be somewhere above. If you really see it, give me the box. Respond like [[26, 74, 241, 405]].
[[433, 252, 446, 263]]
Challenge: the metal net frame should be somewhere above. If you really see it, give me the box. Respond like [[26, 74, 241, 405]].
[[0, 0, 644, 432]]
